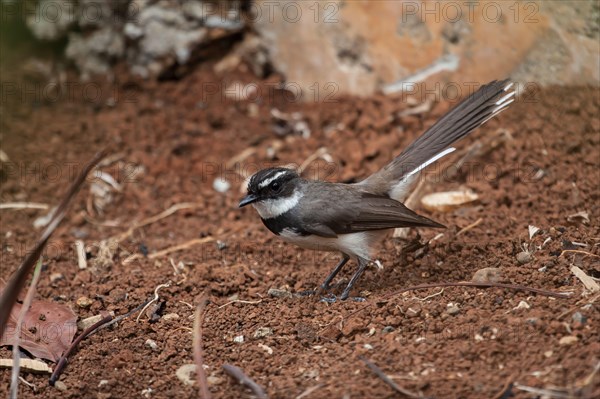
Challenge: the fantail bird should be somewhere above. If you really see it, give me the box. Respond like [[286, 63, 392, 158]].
[[239, 80, 515, 300]]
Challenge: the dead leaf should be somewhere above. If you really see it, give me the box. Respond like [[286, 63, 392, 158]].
[[421, 189, 479, 212], [567, 211, 590, 225], [0, 358, 52, 374], [0, 299, 77, 362], [571, 266, 600, 292]]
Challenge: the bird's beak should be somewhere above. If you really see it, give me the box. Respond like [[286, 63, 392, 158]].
[[239, 194, 259, 208]]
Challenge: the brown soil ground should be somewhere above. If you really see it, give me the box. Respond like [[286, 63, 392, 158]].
[[1, 63, 599, 399]]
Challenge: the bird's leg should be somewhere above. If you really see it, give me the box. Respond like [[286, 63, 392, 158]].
[[340, 257, 368, 300], [320, 255, 349, 291]]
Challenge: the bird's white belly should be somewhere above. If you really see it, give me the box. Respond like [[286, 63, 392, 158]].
[[279, 229, 386, 260]]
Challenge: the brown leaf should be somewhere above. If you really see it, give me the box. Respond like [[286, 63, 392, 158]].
[[0, 299, 77, 362]]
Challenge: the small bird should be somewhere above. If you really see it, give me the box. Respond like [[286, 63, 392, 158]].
[[240, 80, 515, 300]]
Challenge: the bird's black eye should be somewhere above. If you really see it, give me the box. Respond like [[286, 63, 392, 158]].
[[270, 181, 280, 192]]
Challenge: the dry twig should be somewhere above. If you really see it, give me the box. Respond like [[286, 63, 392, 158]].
[[113, 202, 202, 242], [456, 218, 483, 236], [560, 250, 600, 259], [92, 297, 154, 335], [0, 150, 106, 338], [491, 373, 516, 399], [0, 202, 49, 210], [123, 237, 214, 264], [136, 282, 171, 323], [222, 364, 267, 399], [193, 296, 211, 399], [295, 384, 324, 399], [49, 311, 114, 385], [10, 260, 43, 399], [359, 356, 422, 398]]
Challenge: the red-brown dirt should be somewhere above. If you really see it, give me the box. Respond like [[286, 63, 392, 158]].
[[1, 64, 599, 398]]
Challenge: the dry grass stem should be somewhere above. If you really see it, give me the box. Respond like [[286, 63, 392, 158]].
[[0, 203, 49, 211], [193, 296, 211, 399]]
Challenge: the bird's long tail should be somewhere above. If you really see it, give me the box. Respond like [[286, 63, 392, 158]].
[[359, 79, 515, 200]]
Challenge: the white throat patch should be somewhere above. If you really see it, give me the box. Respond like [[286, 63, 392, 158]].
[[252, 191, 302, 219]]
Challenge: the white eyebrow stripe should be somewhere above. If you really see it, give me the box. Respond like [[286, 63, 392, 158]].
[[258, 171, 287, 189]]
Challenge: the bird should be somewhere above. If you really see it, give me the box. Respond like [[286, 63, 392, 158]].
[[239, 79, 515, 300]]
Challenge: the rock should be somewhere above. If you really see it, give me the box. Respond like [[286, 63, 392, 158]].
[[446, 303, 460, 316], [50, 273, 64, 283], [405, 305, 421, 318], [516, 251, 533, 265], [558, 336, 579, 346], [54, 381, 67, 391], [176, 364, 196, 386], [382, 326, 395, 333], [76, 296, 93, 309], [572, 312, 586, 325], [98, 380, 109, 387], [207, 375, 223, 385], [213, 177, 231, 193], [162, 313, 180, 321], [26, 0, 76, 40], [253, 327, 274, 339], [268, 288, 293, 298], [65, 25, 125, 78], [233, 335, 244, 343], [145, 339, 159, 351], [472, 267, 503, 284], [78, 311, 115, 330], [254, 0, 599, 98]]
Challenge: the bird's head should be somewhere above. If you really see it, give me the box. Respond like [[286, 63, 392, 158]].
[[239, 167, 302, 219]]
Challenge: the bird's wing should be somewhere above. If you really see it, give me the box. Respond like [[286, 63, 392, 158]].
[[346, 194, 445, 232], [296, 184, 443, 237]]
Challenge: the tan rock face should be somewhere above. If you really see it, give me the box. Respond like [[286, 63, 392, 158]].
[[254, 0, 599, 99]]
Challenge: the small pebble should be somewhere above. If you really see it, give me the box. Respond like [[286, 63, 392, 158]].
[[98, 380, 109, 387], [472, 267, 503, 283], [382, 326, 395, 333], [268, 288, 292, 298], [544, 350, 553, 358], [54, 381, 67, 391], [76, 296, 93, 308], [207, 375, 223, 385], [446, 303, 460, 316], [572, 312, 586, 325], [145, 339, 159, 351], [405, 306, 421, 318], [50, 273, 64, 283], [213, 177, 230, 193], [78, 312, 115, 330], [258, 343, 274, 355], [233, 335, 244, 343], [526, 318, 538, 325], [176, 364, 196, 386], [516, 251, 533, 264], [162, 313, 180, 321], [253, 327, 273, 339]]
